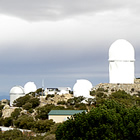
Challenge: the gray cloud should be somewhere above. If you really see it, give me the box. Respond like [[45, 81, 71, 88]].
[[0, 0, 138, 21]]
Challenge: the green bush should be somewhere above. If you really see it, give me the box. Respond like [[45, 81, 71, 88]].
[[96, 92, 104, 97], [56, 100, 140, 140], [2, 129, 23, 140], [14, 115, 34, 130], [13, 95, 40, 109], [3, 117, 13, 127], [57, 101, 66, 105], [35, 104, 55, 120], [33, 119, 55, 133], [11, 108, 21, 120], [75, 103, 87, 110], [0, 118, 3, 126], [13, 95, 31, 107], [22, 102, 32, 110], [35, 104, 66, 120], [97, 88, 105, 91], [0, 105, 4, 110], [28, 108, 34, 113], [29, 98, 40, 108], [90, 90, 96, 96]]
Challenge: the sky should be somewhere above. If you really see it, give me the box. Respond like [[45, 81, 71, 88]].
[[0, 0, 140, 98]]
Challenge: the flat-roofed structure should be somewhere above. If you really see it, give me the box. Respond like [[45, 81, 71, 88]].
[[48, 110, 86, 123]]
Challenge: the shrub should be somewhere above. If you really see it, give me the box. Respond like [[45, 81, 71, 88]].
[[56, 100, 140, 140], [11, 108, 21, 120], [22, 102, 32, 110], [96, 92, 104, 97], [14, 115, 34, 130], [2, 129, 23, 140], [97, 88, 105, 91], [13, 95, 31, 107], [3, 117, 13, 127], [29, 98, 40, 108], [33, 119, 55, 133], [57, 101, 66, 105]]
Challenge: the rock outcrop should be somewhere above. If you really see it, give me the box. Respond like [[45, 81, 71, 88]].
[[39, 94, 73, 107], [2, 105, 18, 118], [93, 79, 140, 95]]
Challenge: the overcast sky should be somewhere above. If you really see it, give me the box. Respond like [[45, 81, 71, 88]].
[[0, 0, 140, 97]]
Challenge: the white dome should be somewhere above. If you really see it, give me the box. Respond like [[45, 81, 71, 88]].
[[24, 82, 37, 94], [10, 86, 24, 94], [73, 79, 92, 97], [109, 39, 135, 61]]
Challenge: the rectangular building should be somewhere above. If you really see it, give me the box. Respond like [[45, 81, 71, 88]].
[[48, 110, 86, 123]]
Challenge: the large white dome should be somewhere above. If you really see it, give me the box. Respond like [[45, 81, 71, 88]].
[[109, 39, 135, 61], [24, 82, 37, 94], [109, 39, 135, 84], [10, 86, 24, 94], [73, 79, 92, 97]]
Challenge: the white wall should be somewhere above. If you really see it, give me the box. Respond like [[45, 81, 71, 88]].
[[10, 94, 25, 106], [109, 61, 134, 83], [49, 115, 71, 123]]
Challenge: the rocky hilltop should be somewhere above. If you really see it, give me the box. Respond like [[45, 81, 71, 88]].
[[93, 79, 140, 95]]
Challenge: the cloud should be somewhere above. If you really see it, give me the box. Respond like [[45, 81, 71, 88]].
[[0, 0, 139, 21]]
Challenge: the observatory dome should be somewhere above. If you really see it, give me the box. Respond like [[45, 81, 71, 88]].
[[109, 39, 135, 61], [109, 39, 135, 84], [24, 82, 37, 94], [10, 86, 25, 106], [73, 79, 92, 98], [10, 86, 24, 94]]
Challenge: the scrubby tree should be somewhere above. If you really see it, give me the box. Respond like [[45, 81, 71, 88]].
[[1, 129, 23, 140], [13, 94, 40, 110], [13, 95, 31, 107], [66, 96, 87, 110], [109, 90, 137, 107], [29, 98, 40, 108], [75, 103, 87, 110], [67, 96, 85, 105], [35, 104, 66, 120], [0, 118, 3, 126], [14, 115, 34, 130], [0, 105, 4, 110], [11, 108, 21, 120], [3, 117, 13, 127], [56, 99, 140, 140], [35, 104, 55, 120], [36, 88, 44, 96], [22, 102, 32, 110], [85, 98, 96, 106], [33, 119, 55, 133]]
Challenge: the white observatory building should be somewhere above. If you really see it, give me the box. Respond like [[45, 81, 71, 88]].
[[24, 82, 37, 94], [73, 79, 93, 98], [10, 86, 25, 106], [10, 82, 37, 106], [109, 39, 135, 84]]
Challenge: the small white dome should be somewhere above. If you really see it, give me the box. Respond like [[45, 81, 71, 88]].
[[73, 79, 92, 97], [10, 86, 24, 94], [109, 39, 135, 61], [24, 82, 37, 94]]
